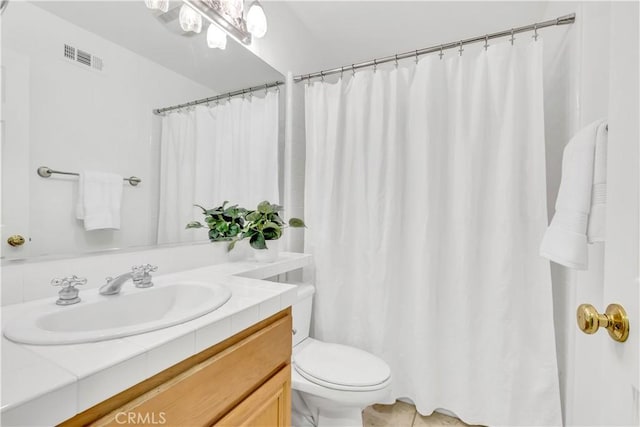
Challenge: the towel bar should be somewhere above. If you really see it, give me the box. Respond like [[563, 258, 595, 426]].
[[37, 166, 141, 186]]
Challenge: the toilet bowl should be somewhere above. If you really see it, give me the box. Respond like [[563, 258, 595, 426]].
[[291, 284, 392, 427]]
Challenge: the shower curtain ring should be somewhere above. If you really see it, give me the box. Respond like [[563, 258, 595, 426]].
[[352, 64, 356, 77], [439, 45, 444, 60], [373, 59, 377, 73], [458, 40, 464, 56], [415, 50, 419, 64], [321, 71, 325, 82], [510, 28, 515, 45], [533, 24, 539, 41], [265, 83, 268, 95], [484, 35, 489, 51], [394, 54, 399, 68], [340, 66, 345, 79]]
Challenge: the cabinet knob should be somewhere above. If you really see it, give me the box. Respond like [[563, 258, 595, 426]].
[[577, 303, 629, 342], [7, 235, 25, 247]]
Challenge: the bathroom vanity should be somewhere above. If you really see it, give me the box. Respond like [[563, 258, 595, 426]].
[[63, 308, 292, 426], [1, 253, 311, 426]]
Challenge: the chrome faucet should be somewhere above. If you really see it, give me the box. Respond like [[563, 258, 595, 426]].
[[99, 264, 158, 295]]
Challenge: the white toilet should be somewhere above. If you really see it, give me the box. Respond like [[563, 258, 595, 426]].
[[291, 284, 392, 427]]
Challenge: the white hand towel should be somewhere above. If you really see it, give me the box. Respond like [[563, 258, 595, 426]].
[[587, 123, 607, 242], [540, 119, 608, 269], [76, 171, 123, 231]]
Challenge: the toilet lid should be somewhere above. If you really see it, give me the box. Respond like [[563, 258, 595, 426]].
[[293, 340, 391, 391]]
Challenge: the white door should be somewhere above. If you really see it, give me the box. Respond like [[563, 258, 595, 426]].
[[594, 3, 639, 425]]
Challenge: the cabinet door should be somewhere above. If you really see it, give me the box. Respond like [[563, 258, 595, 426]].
[[216, 364, 291, 427]]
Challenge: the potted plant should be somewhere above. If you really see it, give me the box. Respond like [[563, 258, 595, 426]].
[[230, 200, 305, 261], [186, 201, 247, 242]]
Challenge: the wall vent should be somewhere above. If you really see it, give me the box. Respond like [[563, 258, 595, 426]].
[[63, 44, 103, 71], [64, 44, 76, 60], [76, 49, 91, 66], [92, 56, 103, 71]]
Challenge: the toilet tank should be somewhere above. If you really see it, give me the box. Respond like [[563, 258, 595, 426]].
[[292, 283, 315, 346]]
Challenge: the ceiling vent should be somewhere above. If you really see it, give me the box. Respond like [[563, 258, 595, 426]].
[[63, 44, 103, 71]]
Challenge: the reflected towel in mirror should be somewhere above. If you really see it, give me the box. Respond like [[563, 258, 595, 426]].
[[76, 171, 123, 231]]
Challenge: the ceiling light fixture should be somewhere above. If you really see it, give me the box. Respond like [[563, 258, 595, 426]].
[[147, 0, 268, 49], [246, 1, 267, 39], [207, 23, 228, 49], [144, 0, 169, 13], [179, 3, 203, 33]]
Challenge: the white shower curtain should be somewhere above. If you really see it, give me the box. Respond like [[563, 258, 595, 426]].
[[304, 41, 561, 426], [158, 91, 279, 244]]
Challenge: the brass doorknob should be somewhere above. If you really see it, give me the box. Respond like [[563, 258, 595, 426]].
[[7, 235, 25, 247], [577, 303, 629, 342]]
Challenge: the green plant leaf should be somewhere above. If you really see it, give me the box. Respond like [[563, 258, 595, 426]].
[[263, 221, 282, 240], [257, 201, 274, 214], [272, 213, 285, 225], [227, 239, 237, 252], [289, 218, 306, 228], [246, 211, 261, 222], [250, 232, 267, 249], [186, 221, 204, 229]]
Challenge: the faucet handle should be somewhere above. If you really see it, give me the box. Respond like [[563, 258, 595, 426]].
[[132, 264, 157, 288], [51, 275, 85, 305], [140, 264, 158, 273], [51, 275, 87, 288]]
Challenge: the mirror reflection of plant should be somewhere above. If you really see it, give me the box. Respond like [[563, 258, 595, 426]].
[[186, 201, 247, 242], [230, 200, 305, 251]]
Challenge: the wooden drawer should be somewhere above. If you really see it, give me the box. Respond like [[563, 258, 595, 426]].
[[61, 309, 292, 427]]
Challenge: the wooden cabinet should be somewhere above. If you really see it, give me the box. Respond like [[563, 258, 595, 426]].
[[60, 308, 292, 427]]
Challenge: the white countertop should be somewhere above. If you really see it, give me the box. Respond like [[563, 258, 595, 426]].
[[1, 252, 311, 426]]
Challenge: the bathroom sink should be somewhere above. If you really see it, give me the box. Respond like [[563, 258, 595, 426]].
[[3, 281, 232, 345]]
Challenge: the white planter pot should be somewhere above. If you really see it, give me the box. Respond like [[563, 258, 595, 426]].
[[253, 238, 281, 262], [227, 239, 251, 261]]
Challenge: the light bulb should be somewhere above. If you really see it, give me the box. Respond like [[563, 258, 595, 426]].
[[144, 0, 169, 13], [246, 1, 267, 38], [179, 4, 202, 34], [207, 24, 227, 50]]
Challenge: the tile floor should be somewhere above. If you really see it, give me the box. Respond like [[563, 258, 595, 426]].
[[363, 401, 483, 427]]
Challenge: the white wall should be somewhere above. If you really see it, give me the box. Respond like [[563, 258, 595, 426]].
[[1, 2, 215, 259]]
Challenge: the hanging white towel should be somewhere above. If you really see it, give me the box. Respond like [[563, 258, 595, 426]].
[[587, 123, 607, 242], [76, 171, 123, 231], [540, 119, 608, 269]]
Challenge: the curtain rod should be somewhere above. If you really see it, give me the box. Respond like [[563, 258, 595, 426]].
[[153, 80, 283, 115], [294, 13, 575, 82]]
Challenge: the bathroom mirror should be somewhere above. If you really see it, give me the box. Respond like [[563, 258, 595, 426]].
[[1, 1, 284, 261]]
